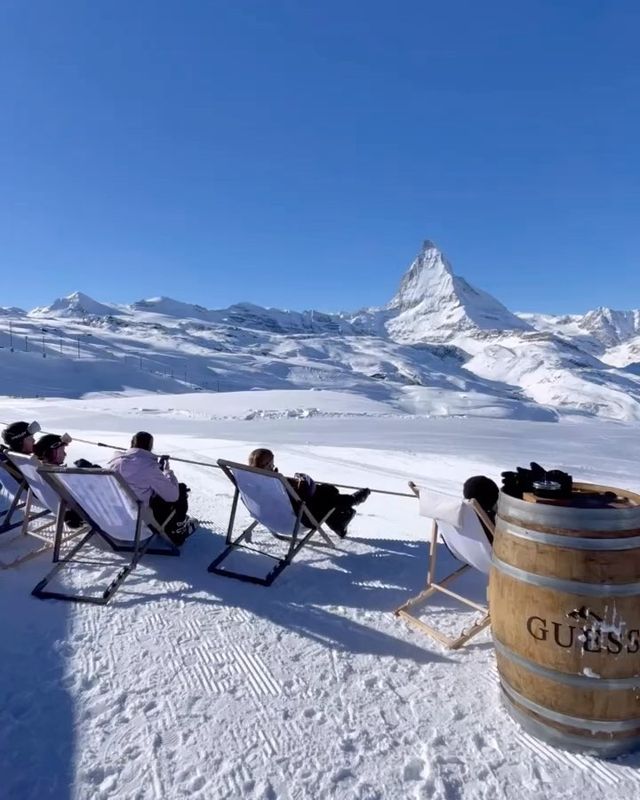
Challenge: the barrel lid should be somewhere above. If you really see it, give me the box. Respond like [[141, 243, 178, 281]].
[[498, 483, 640, 532]]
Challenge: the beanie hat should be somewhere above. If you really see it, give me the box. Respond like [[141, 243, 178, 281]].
[[463, 475, 499, 514]]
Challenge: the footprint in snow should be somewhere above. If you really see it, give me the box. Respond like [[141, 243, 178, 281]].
[[403, 756, 425, 781]]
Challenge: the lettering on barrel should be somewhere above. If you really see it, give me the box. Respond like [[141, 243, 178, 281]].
[[526, 607, 639, 654]]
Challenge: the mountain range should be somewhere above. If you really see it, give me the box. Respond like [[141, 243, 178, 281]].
[[2, 240, 640, 422]]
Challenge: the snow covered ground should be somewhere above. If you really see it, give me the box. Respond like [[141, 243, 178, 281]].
[[2, 389, 640, 799]]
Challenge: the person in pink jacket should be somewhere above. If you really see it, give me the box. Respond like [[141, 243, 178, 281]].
[[108, 431, 197, 545]]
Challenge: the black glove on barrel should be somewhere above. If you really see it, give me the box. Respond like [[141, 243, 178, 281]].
[[501, 462, 573, 499]]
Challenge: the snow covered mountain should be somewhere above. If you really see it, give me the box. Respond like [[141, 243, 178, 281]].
[[2, 241, 640, 422], [29, 291, 120, 319], [519, 307, 640, 368], [384, 240, 531, 341], [520, 307, 640, 348]]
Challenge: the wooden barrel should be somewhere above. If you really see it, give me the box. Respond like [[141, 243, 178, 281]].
[[489, 483, 640, 757]]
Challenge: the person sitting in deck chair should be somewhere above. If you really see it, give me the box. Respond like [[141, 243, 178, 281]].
[[408, 474, 498, 545], [33, 432, 85, 529], [1, 420, 42, 487], [248, 448, 370, 538], [462, 475, 498, 544], [107, 431, 197, 546], [33, 432, 73, 466], [2, 420, 41, 455]]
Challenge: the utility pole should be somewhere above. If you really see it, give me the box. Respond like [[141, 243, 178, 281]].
[[76, 333, 92, 358], [24, 335, 28, 352], [8, 320, 13, 352], [41, 328, 47, 358]]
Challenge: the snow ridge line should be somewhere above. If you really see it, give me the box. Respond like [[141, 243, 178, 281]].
[[231, 646, 281, 697], [150, 763, 163, 800], [181, 617, 204, 640], [257, 727, 278, 758], [196, 645, 243, 694], [221, 762, 252, 798]]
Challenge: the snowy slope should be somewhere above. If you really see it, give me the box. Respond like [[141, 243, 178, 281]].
[[2, 394, 640, 800], [3, 241, 640, 421]]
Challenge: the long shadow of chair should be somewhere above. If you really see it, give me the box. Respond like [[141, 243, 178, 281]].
[[114, 524, 450, 665]]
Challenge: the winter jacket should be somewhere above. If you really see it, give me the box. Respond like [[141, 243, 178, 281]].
[[107, 448, 179, 505]]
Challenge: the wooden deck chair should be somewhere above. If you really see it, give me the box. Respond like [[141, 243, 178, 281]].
[[32, 467, 179, 604], [208, 459, 336, 586], [1, 452, 64, 568], [394, 484, 495, 649]]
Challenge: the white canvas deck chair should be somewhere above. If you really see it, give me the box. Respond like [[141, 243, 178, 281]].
[[394, 484, 494, 649], [32, 467, 179, 604], [0, 450, 27, 534], [208, 459, 336, 586], [0, 452, 62, 568]]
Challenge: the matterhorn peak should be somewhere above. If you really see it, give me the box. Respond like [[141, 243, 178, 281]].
[[385, 240, 531, 341], [387, 241, 455, 311]]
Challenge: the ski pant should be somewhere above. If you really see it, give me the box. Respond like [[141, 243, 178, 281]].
[[64, 509, 85, 529], [150, 483, 190, 533], [303, 484, 353, 533]]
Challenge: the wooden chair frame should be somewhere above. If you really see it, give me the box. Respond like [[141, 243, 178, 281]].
[[394, 485, 494, 649]]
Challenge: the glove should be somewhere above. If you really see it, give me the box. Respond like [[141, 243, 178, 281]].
[[74, 458, 100, 469], [293, 472, 316, 497], [546, 469, 573, 498], [502, 462, 574, 499], [501, 470, 523, 498]]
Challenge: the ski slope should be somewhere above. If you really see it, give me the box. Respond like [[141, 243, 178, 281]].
[[1, 390, 640, 800]]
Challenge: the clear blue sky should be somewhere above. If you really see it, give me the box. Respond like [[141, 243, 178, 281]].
[[1, 0, 638, 314]]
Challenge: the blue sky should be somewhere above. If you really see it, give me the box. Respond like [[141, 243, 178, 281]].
[[1, 0, 638, 314]]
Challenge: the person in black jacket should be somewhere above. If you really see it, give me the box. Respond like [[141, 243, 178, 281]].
[[463, 475, 499, 544], [248, 448, 370, 537]]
